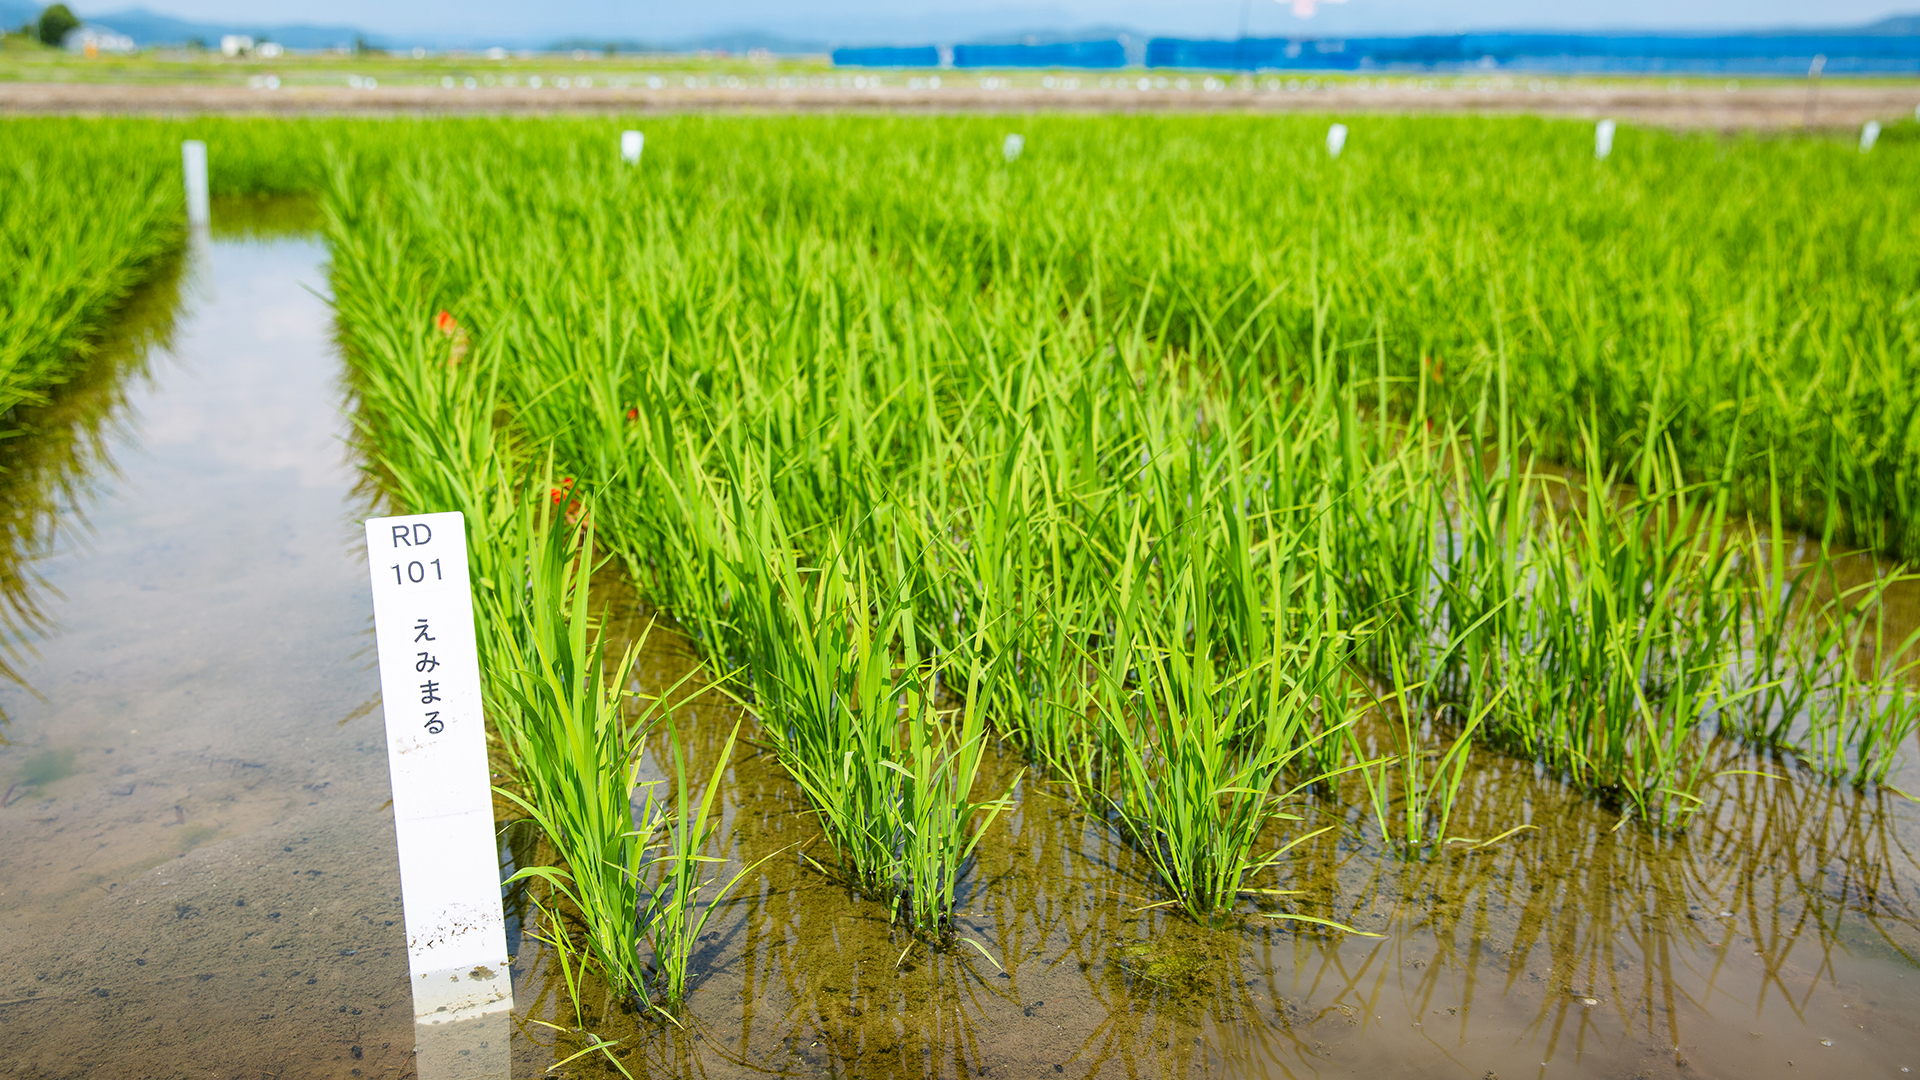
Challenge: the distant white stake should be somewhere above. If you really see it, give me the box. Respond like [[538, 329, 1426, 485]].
[[1594, 118, 1616, 160], [1326, 123, 1348, 159], [1861, 120, 1882, 153], [182, 140, 209, 228]]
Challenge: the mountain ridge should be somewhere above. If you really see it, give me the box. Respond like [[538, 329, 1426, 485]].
[[8, 3, 1920, 54]]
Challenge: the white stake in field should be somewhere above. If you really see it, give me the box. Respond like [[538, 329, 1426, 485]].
[[364, 512, 512, 1080], [181, 140, 209, 228]]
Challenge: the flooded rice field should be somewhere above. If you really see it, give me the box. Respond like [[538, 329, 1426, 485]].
[[3, 208, 1920, 1079]]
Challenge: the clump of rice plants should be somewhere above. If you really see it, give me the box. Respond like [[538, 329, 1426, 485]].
[[1085, 558, 1361, 924], [488, 497, 770, 1014], [485, 501, 656, 1006], [1068, 405, 1371, 922], [720, 485, 1010, 936]]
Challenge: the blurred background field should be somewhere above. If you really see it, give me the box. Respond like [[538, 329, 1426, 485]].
[[6, 2, 1920, 127]]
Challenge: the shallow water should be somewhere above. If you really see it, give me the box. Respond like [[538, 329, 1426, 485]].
[[2, 216, 1919, 1080], [0, 229, 410, 1078], [542, 599, 1920, 1080]]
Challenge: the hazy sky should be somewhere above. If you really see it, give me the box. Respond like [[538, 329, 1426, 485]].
[[74, 0, 1916, 43]]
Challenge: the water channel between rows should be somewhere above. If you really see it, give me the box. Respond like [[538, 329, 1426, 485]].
[[1, 215, 1918, 1080]]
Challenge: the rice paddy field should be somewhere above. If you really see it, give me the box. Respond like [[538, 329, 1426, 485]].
[[5, 112, 1920, 1078]]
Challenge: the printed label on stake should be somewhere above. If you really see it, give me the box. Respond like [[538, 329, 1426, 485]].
[[365, 512, 512, 1024]]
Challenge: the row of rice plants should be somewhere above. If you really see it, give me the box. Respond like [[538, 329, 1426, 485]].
[[328, 225, 747, 1042], [15, 111, 1920, 555], [0, 125, 179, 420], [0, 114, 525, 445]]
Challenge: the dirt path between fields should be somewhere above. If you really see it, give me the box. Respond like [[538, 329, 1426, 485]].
[[3, 79, 1917, 129]]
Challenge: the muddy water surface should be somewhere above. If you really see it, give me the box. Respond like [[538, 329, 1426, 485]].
[[0, 227, 409, 1078], [546, 605, 1920, 1080], [4, 212, 1920, 1080]]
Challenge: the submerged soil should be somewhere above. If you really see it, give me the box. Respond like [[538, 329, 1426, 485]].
[[0, 80, 1913, 131], [517, 590, 1920, 1080], [0, 226, 411, 1079], [1, 204, 1918, 1079]]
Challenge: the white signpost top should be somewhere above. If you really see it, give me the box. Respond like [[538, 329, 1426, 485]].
[[364, 512, 512, 1028]]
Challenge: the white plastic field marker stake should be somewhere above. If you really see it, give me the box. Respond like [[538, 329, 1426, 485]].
[[1326, 123, 1348, 159], [620, 129, 644, 164], [364, 512, 512, 1036], [1594, 119, 1616, 160], [1861, 120, 1882, 153], [181, 140, 210, 228], [1003, 132, 1024, 161]]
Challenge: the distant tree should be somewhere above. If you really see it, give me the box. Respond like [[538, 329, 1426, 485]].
[[36, 4, 79, 47]]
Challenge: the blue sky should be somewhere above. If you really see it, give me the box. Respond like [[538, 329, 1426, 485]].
[[72, 1, 1916, 44]]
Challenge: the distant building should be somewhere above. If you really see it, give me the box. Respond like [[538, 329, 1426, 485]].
[[63, 26, 137, 55], [220, 34, 254, 57]]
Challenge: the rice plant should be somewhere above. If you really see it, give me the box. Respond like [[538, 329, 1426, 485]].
[[645, 718, 775, 1008], [1079, 450, 1369, 923], [721, 482, 1011, 935], [487, 504, 657, 1006], [1357, 664, 1496, 852], [0, 124, 179, 418]]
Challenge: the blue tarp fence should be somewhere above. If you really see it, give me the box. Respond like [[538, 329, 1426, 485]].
[[952, 41, 1126, 68], [835, 34, 1920, 74], [1145, 34, 1920, 74], [830, 46, 940, 67]]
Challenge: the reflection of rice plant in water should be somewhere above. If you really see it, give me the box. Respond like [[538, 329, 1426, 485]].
[[645, 718, 785, 1007]]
